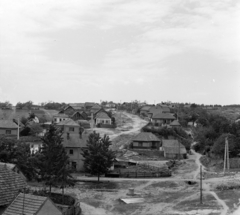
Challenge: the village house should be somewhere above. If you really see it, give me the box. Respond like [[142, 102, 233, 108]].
[[0, 120, 18, 137], [139, 105, 153, 117], [161, 139, 187, 159], [2, 193, 63, 215], [77, 120, 91, 129], [148, 105, 171, 119], [56, 119, 88, 171], [94, 111, 112, 125], [52, 113, 70, 123], [151, 113, 176, 126], [131, 132, 160, 150], [0, 166, 27, 213], [71, 111, 87, 121]]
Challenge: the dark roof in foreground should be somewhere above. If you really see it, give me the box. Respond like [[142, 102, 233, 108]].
[[132, 132, 160, 142], [2, 193, 56, 215], [0, 166, 27, 206], [0, 120, 18, 129]]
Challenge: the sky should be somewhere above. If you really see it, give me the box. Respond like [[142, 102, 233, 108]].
[[0, 0, 240, 105]]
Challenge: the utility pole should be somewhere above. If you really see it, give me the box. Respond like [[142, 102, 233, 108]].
[[200, 165, 203, 204], [224, 136, 230, 174], [17, 118, 19, 140]]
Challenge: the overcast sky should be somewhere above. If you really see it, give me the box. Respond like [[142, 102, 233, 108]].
[[0, 0, 239, 105]]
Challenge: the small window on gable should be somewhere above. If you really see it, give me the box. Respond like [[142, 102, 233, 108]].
[[6, 130, 11, 134]]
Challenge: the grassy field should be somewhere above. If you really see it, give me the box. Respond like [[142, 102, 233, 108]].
[[0, 109, 58, 121]]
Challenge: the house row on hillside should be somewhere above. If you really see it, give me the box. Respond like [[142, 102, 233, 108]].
[[139, 104, 181, 128]]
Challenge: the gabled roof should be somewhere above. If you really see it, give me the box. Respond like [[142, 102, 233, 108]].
[[140, 106, 153, 111], [2, 193, 61, 215], [0, 162, 16, 170], [91, 103, 102, 110], [95, 112, 111, 119], [152, 113, 175, 120], [162, 140, 186, 154], [0, 120, 18, 129], [170, 120, 181, 126], [57, 119, 79, 127], [0, 166, 27, 206], [133, 132, 160, 142]]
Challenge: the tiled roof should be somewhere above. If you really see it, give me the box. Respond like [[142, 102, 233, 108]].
[[62, 132, 89, 148], [95, 112, 110, 119], [152, 113, 176, 120], [0, 120, 18, 129], [0, 162, 16, 170], [57, 119, 79, 127], [140, 106, 152, 111], [91, 104, 102, 110], [0, 166, 27, 206], [133, 132, 160, 142], [2, 193, 48, 215], [170, 120, 181, 126], [162, 140, 186, 154]]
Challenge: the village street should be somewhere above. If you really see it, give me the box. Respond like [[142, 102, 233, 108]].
[[53, 112, 240, 215]]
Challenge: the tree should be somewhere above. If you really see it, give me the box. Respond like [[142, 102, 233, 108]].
[[82, 132, 115, 182], [29, 123, 43, 136], [39, 125, 70, 193], [0, 137, 17, 162]]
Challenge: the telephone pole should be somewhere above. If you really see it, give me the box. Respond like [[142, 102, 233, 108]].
[[223, 136, 230, 174], [200, 165, 203, 204]]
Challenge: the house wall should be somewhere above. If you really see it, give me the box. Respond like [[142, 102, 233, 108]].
[[67, 147, 84, 171], [37, 199, 62, 215], [63, 125, 79, 134], [53, 117, 69, 123], [96, 118, 111, 125], [0, 128, 17, 136], [152, 119, 174, 126], [132, 141, 159, 149]]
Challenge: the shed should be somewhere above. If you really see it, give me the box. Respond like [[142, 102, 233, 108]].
[[161, 140, 187, 159]]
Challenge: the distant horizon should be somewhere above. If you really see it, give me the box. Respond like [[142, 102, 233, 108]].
[[3, 100, 240, 107]]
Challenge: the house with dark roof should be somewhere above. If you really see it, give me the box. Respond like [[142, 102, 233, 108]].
[[151, 113, 176, 126], [84, 102, 95, 111], [0, 120, 18, 137], [139, 105, 153, 117], [131, 132, 160, 149], [161, 139, 187, 159], [71, 111, 86, 121], [94, 111, 112, 125], [77, 120, 91, 129], [0, 166, 27, 208], [2, 193, 62, 215], [56, 119, 88, 171]]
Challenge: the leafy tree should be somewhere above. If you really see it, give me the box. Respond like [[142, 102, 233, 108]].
[[29, 123, 43, 136], [0, 137, 17, 162], [82, 132, 115, 182], [20, 116, 28, 126]]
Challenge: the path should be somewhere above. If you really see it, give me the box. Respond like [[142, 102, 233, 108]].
[[191, 148, 229, 215]]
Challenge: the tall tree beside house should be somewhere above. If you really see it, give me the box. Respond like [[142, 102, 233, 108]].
[[39, 125, 71, 193], [82, 132, 115, 182]]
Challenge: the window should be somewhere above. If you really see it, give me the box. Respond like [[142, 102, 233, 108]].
[[69, 127, 74, 132], [6, 130, 11, 134], [54, 118, 57, 122], [69, 149, 73, 155], [60, 118, 62, 121], [138, 142, 143, 147]]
